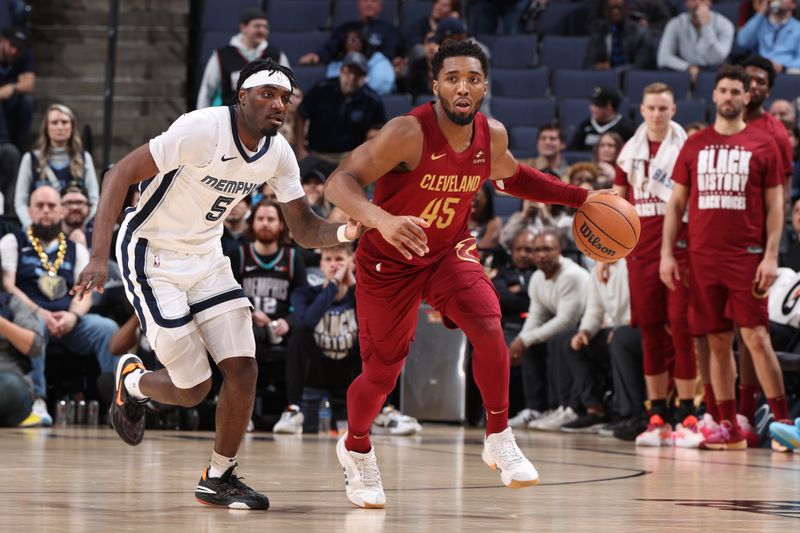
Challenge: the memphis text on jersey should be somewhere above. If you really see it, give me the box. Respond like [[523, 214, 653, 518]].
[[696, 146, 752, 210], [201, 175, 260, 196]]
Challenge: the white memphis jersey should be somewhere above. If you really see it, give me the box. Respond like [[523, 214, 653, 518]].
[[119, 106, 305, 254]]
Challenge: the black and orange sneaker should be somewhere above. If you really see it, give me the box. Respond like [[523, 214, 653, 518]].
[[109, 354, 147, 446], [195, 465, 270, 510]]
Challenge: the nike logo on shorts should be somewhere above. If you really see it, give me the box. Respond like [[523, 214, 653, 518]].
[[221, 154, 238, 162]]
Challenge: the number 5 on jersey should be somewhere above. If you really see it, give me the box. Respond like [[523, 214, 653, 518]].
[[206, 195, 235, 221], [419, 197, 460, 229]]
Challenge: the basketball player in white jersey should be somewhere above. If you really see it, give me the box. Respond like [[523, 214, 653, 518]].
[[72, 59, 360, 510]]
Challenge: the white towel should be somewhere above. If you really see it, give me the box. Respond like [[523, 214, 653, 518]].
[[616, 120, 687, 204]]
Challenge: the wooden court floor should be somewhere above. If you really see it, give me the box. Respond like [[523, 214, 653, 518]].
[[1, 425, 798, 532]]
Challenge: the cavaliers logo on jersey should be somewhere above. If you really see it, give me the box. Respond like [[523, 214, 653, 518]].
[[455, 237, 480, 264]]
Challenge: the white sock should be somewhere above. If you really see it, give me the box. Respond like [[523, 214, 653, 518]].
[[123, 369, 149, 401], [208, 450, 237, 479]]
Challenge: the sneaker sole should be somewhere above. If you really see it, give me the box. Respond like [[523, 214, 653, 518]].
[[336, 436, 386, 509], [194, 496, 265, 510], [699, 440, 747, 451], [110, 354, 146, 446], [770, 426, 800, 450], [482, 450, 540, 489]]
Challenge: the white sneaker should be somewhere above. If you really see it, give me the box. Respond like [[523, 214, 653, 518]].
[[527, 407, 561, 430], [509, 408, 541, 428], [482, 427, 539, 488], [336, 433, 386, 508], [273, 405, 304, 434], [32, 398, 53, 427], [673, 415, 704, 448], [371, 406, 422, 436], [532, 406, 578, 431]]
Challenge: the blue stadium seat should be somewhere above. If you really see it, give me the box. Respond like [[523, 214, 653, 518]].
[[624, 70, 692, 103], [559, 98, 590, 132], [490, 35, 537, 68], [711, 2, 738, 26], [333, 0, 397, 27], [267, 0, 330, 32], [508, 126, 539, 151], [552, 70, 620, 100], [292, 65, 327, 92], [198, 30, 231, 68], [772, 75, 800, 102], [492, 67, 549, 98], [541, 36, 589, 70], [694, 71, 717, 102], [494, 195, 523, 221], [381, 93, 413, 119], [400, 0, 432, 47], [674, 99, 707, 126], [563, 151, 592, 165], [492, 97, 555, 128], [271, 31, 330, 64], [202, 0, 261, 31], [534, 3, 585, 35]]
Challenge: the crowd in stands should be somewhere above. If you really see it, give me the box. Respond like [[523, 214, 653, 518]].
[[0, 0, 799, 452]]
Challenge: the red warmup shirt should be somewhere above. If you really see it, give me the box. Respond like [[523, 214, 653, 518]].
[[613, 140, 688, 260], [747, 111, 793, 177], [358, 102, 492, 266], [671, 124, 783, 257]]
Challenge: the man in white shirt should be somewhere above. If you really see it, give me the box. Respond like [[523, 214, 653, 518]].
[[73, 59, 360, 511]]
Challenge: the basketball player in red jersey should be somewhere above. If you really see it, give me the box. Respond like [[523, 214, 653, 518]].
[[612, 83, 699, 448], [325, 41, 603, 508], [661, 65, 789, 451]]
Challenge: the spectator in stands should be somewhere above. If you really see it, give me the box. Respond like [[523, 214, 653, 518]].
[[684, 121, 706, 136], [526, 122, 568, 178], [563, 162, 601, 190], [769, 98, 797, 126], [496, 228, 540, 428], [299, 0, 402, 67], [469, 182, 502, 259], [508, 230, 590, 431], [737, 0, 800, 74], [278, 87, 302, 149], [468, 0, 529, 35], [274, 243, 359, 434], [230, 200, 307, 419], [592, 131, 624, 187], [324, 28, 395, 95], [295, 52, 386, 177], [302, 169, 332, 218], [15, 104, 99, 228], [221, 197, 249, 261], [398, 31, 437, 100], [0, 27, 34, 152], [60, 184, 91, 248], [0, 283, 45, 427], [738, 0, 764, 27], [405, 0, 461, 60], [498, 200, 552, 251], [779, 197, 800, 269], [657, 0, 735, 83], [569, 87, 635, 152], [1, 186, 119, 424], [584, 0, 656, 71], [0, 142, 19, 216], [197, 9, 289, 109]]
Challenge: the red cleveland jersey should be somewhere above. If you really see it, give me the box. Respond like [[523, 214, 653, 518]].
[[672, 124, 783, 256], [359, 102, 492, 265]]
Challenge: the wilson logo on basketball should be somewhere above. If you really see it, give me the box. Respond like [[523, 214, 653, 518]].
[[578, 222, 616, 257]]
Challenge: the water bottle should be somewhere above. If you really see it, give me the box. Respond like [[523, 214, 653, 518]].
[[87, 401, 99, 426], [267, 322, 284, 344], [56, 400, 68, 426], [318, 396, 331, 435]]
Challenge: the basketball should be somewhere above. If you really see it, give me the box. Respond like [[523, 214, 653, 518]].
[[572, 193, 640, 263]]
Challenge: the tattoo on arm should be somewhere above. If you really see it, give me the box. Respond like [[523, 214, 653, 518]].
[[279, 197, 341, 249]]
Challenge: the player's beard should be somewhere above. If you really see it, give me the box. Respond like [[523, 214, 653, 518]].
[[717, 102, 744, 119], [441, 97, 484, 126], [260, 125, 280, 138], [255, 227, 280, 245], [746, 93, 764, 111], [31, 221, 63, 242]]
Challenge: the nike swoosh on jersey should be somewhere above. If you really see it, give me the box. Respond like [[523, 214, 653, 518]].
[[245, 265, 260, 272], [431, 152, 446, 160], [221, 154, 238, 162]]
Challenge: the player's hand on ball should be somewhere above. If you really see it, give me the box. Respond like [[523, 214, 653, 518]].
[[754, 256, 777, 295], [71, 257, 108, 299], [659, 255, 680, 291], [378, 214, 430, 260]]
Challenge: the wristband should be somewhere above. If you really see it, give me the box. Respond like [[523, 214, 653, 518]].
[[336, 224, 351, 243]]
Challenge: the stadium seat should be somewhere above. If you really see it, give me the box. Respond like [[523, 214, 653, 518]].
[[534, 3, 586, 36], [494, 195, 523, 221], [559, 98, 590, 132], [624, 70, 692, 103], [267, 0, 331, 32], [694, 70, 717, 102], [400, 0, 432, 47], [291, 65, 327, 92], [271, 31, 330, 64], [492, 97, 555, 128], [202, 0, 261, 31], [552, 70, 620, 100], [541, 36, 590, 70], [491, 67, 549, 98], [711, 2, 738, 25], [674, 99, 707, 126], [508, 126, 538, 151], [333, 0, 397, 27], [772, 75, 800, 102], [563, 150, 592, 165], [490, 35, 537, 68], [381, 93, 413, 119]]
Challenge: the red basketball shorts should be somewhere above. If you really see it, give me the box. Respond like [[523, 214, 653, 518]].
[[688, 252, 769, 335], [627, 253, 690, 328]]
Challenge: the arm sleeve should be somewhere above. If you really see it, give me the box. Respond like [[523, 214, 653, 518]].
[[736, 12, 764, 50], [9, 296, 44, 357], [697, 16, 735, 66], [577, 276, 604, 337], [520, 270, 588, 346], [493, 164, 588, 208], [14, 152, 33, 228], [657, 19, 690, 71], [148, 111, 218, 173], [0, 234, 18, 274], [197, 53, 221, 110], [267, 136, 305, 204], [83, 152, 100, 220]]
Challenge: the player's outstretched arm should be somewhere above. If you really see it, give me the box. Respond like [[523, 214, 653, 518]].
[[326, 116, 431, 260], [486, 119, 605, 207], [279, 195, 363, 249], [659, 182, 689, 291], [71, 144, 159, 298]]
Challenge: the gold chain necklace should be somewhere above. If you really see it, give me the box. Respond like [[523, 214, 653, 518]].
[[27, 226, 67, 275]]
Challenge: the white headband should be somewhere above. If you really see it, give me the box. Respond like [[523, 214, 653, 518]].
[[241, 70, 292, 92]]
